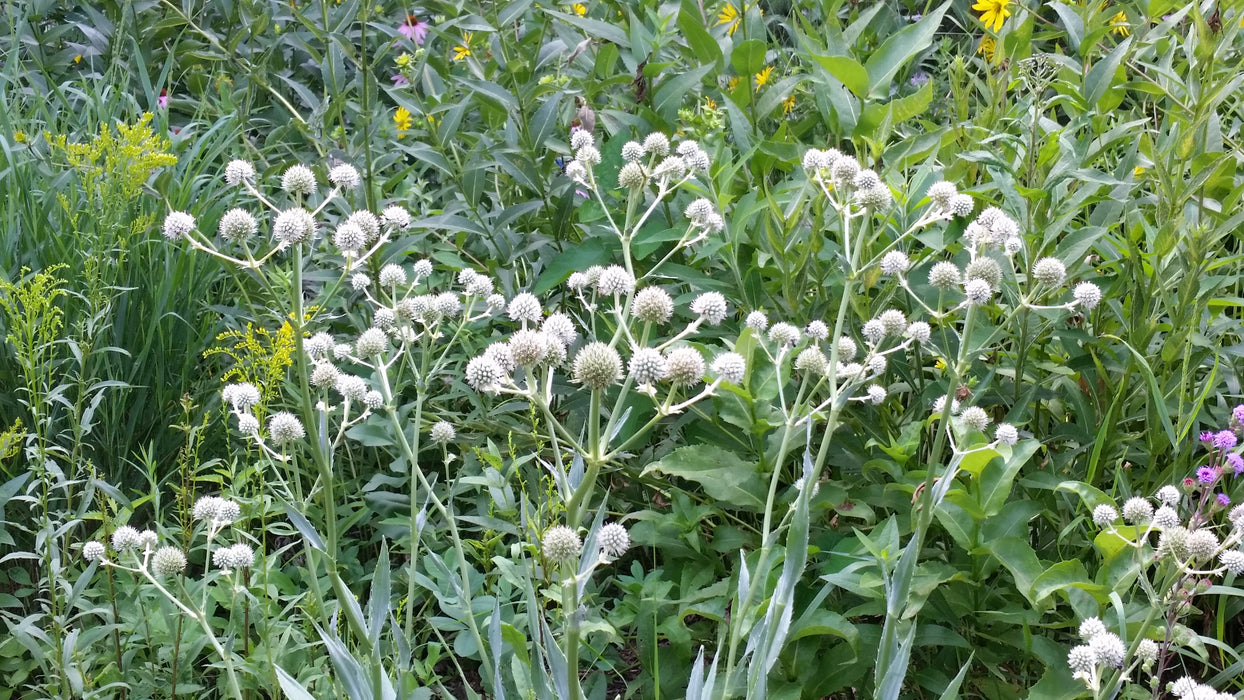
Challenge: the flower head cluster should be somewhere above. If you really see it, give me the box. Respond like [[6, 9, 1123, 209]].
[[1067, 617, 1127, 689]]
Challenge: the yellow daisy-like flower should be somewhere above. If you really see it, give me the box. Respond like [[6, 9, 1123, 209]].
[[570, 3, 586, 16], [727, 76, 740, 91], [703, 96, 718, 110], [1133, 166, 1145, 177], [977, 36, 996, 62], [394, 107, 413, 138], [754, 65, 773, 88], [1109, 11, 1129, 36], [972, 0, 1011, 33], [452, 32, 473, 61], [782, 94, 796, 114], [716, 3, 741, 36]]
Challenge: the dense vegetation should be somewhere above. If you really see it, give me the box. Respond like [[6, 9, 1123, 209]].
[[1, 1, 1242, 698]]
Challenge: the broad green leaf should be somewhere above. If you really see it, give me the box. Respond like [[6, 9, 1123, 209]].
[[809, 55, 869, 99], [678, 7, 722, 66], [1031, 560, 1109, 605], [654, 64, 714, 122], [984, 536, 1043, 607], [544, 8, 628, 45], [863, 2, 950, 98], [533, 237, 616, 294], [978, 440, 1041, 517], [642, 445, 765, 510], [730, 39, 767, 77], [1084, 36, 1132, 111]]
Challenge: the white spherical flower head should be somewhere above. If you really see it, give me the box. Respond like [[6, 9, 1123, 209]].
[[836, 336, 858, 361], [379, 264, 407, 288], [949, 194, 975, 218], [854, 185, 892, 209], [905, 321, 932, 343], [466, 275, 494, 298], [862, 319, 885, 344], [1089, 632, 1126, 668], [310, 361, 340, 388], [573, 342, 623, 390], [964, 278, 993, 305], [685, 198, 715, 222], [621, 140, 644, 162], [1003, 237, 1023, 256], [509, 329, 550, 366], [218, 209, 258, 242], [363, 391, 383, 410], [224, 159, 255, 186], [653, 156, 687, 179], [598, 522, 631, 558], [684, 147, 711, 173], [483, 342, 516, 373], [575, 144, 602, 165], [433, 292, 461, 319], [305, 333, 334, 360], [570, 129, 594, 152], [880, 251, 911, 275], [830, 155, 860, 186], [465, 356, 507, 394], [372, 307, 396, 330], [236, 413, 260, 434], [141, 529, 163, 551], [628, 348, 668, 385], [151, 546, 187, 578], [965, 257, 1003, 290], [853, 169, 881, 191], [430, 421, 456, 444], [665, 347, 706, 386], [83, 541, 106, 562], [866, 354, 887, 375], [1122, 496, 1154, 524], [690, 292, 728, 325], [1067, 645, 1095, 674], [642, 132, 670, 157], [795, 347, 828, 376], [351, 273, 371, 291], [878, 309, 907, 336], [273, 208, 316, 245], [222, 382, 262, 411], [162, 211, 196, 240], [333, 222, 366, 254], [507, 293, 543, 323], [564, 160, 588, 184], [805, 320, 829, 341], [412, 259, 433, 280], [1152, 505, 1180, 529], [381, 205, 411, 229], [1171, 677, 1198, 697], [1134, 639, 1159, 663], [335, 375, 368, 402], [347, 210, 381, 242], [618, 162, 647, 189], [1187, 529, 1219, 562], [542, 313, 578, 346], [1092, 504, 1119, 526], [745, 310, 769, 332], [768, 322, 800, 347], [281, 164, 317, 197], [928, 261, 962, 289], [1156, 485, 1181, 507], [633, 287, 674, 324], [333, 343, 353, 360], [1230, 504, 1244, 529], [802, 148, 832, 173], [1073, 282, 1102, 310], [542, 525, 582, 562], [867, 384, 887, 404], [1032, 257, 1067, 287], [711, 352, 746, 384], [355, 328, 389, 357], [959, 406, 990, 432], [597, 265, 636, 296], [328, 163, 361, 190], [111, 525, 141, 552], [268, 412, 306, 446], [994, 423, 1019, 446], [216, 543, 256, 571], [486, 294, 506, 313], [927, 181, 958, 210]]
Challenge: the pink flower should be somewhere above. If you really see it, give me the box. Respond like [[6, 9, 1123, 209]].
[[158, 90, 168, 109], [398, 15, 429, 45], [391, 74, 409, 87]]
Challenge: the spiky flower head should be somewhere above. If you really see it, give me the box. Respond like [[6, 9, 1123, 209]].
[[381, 205, 411, 229], [363, 391, 383, 409], [905, 322, 931, 343], [745, 310, 769, 332], [351, 273, 371, 291], [111, 526, 141, 552], [335, 375, 368, 402], [964, 279, 993, 305], [802, 148, 835, 173], [333, 222, 366, 253], [855, 185, 892, 209], [162, 211, 196, 240], [928, 261, 962, 289], [618, 162, 647, 189], [690, 292, 728, 325], [222, 383, 261, 411], [236, 413, 259, 434], [949, 194, 974, 217], [83, 541, 106, 562], [642, 132, 670, 157], [212, 543, 255, 571], [1156, 485, 1181, 507], [1092, 504, 1119, 526], [965, 257, 1003, 290], [867, 384, 887, 404], [1122, 497, 1154, 524], [1067, 645, 1095, 674], [268, 412, 306, 446], [1032, 258, 1067, 287], [510, 329, 550, 366], [218, 209, 258, 242], [570, 130, 594, 152], [830, 155, 860, 186], [573, 342, 622, 390], [542, 525, 582, 562], [628, 348, 668, 385], [378, 264, 407, 288], [927, 181, 958, 210], [542, 313, 578, 346], [483, 342, 517, 373], [866, 354, 887, 375], [960, 406, 990, 432], [273, 207, 315, 245], [805, 320, 829, 341], [433, 292, 461, 319], [877, 309, 907, 336], [621, 141, 644, 162], [712, 352, 746, 384], [430, 421, 456, 444], [862, 319, 885, 344], [151, 546, 187, 577], [508, 293, 542, 324], [575, 144, 602, 166], [768, 322, 800, 347], [347, 210, 381, 242], [1073, 282, 1102, 310], [1153, 505, 1180, 529], [224, 159, 255, 186], [1135, 639, 1159, 663], [880, 251, 910, 275], [836, 336, 858, 361], [282, 165, 316, 197], [597, 266, 636, 296], [653, 156, 687, 180], [633, 287, 674, 324], [328, 163, 361, 190], [664, 347, 706, 386], [1089, 632, 1126, 668], [795, 347, 828, 376], [1187, 529, 1219, 562], [465, 356, 507, 394], [138, 529, 158, 550], [356, 328, 389, 357], [598, 522, 630, 558]]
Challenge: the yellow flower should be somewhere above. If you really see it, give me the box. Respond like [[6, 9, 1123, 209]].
[[972, 0, 1011, 33], [977, 36, 996, 62], [453, 32, 473, 61], [1133, 166, 1145, 177], [716, 4, 741, 36], [782, 94, 796, 114], [1109, 11, 1129, 36], [395, 52, 412, 69], [13, 130, 26, 143], [754, 65, 773, 88], [727, 76, 740, 91], [394, 107, 413, 138], [73, 54, 82, 64], [570, 2, 586, 16], [703, 96, 718, 111]]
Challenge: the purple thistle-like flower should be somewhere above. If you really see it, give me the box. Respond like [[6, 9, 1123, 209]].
[[1218, 493, 1232, 507], [1234, 405, 1244, 424], [1215, 430, 1239, 450], [1201, 431, 1216, 443], [1228, 453, 1244, 476], [398, 16, 430, 45], [1197, 466, 1218, 485]]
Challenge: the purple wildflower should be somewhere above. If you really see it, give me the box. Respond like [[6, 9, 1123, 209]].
[[1215, 430, 1238, 450], [1200, 431, 1216, 443], [1228, 453, 1244, 476], [391, 74, 410, 87], [1234, 405, 1244, 424], [1218, 493, 1232, 507], [1197, 466, 1218, 485], [399, 15, 429, 45]]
